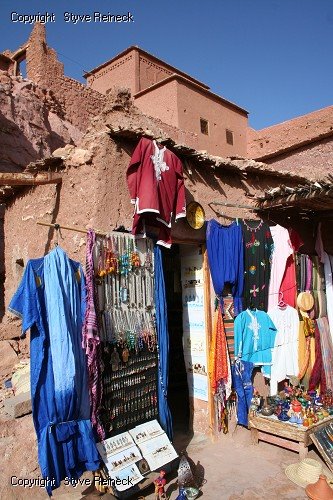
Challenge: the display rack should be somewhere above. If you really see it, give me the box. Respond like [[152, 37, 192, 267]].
[[93, 233, 159, 437]]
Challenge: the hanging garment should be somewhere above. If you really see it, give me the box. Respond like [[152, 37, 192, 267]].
[[126, 137, 186, 248], [8, 247, 100, 495], [154, 245, 173, 439], [208, 305, 232, 434], [268, 225, 293, 310], [305, 255, 313, 291], [234, 309, 277, 379], [82, 230, 104, 441], [298, 320, 316, 390], [206, 219, 244, 316], [312, 256, 327, 319], [317, 317, 333, 391], [279, 228, 303, 308], [315, 223, 333, 340], [231, 359, 254, 427], [309, 323, 327, 394], [241, 220, 274, 311], [209, 307, 229, 393], [268, 305, 299, 395]]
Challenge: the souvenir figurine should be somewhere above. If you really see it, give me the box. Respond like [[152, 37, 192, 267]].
[[154, 470, 167, 500]]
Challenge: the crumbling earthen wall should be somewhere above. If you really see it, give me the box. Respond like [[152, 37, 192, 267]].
[[0, 71, 82, 170], [0, 55, 14, 73], [265, 136, 333, 180], [25, 24, 106, 132]]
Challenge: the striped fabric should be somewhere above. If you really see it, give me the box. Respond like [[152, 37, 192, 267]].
[[82, 229, 105, 440], [224, 320, 235, 360], [317, 317, 333, 391]]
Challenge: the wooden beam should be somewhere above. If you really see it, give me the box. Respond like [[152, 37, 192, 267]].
[[0, 172, 62, 186]]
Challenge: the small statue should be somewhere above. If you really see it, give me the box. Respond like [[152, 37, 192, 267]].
[[154, 470, 167, 500]]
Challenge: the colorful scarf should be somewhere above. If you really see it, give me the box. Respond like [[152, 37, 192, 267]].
[[82, 229, 104, 440], [209, 304, 231, 433]]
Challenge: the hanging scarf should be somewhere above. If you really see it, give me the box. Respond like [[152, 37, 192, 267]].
[[208, 302, 232, 433], [82, 229, 104, 440], [211, 307, 228, 391], [309, 323, 326, 394]]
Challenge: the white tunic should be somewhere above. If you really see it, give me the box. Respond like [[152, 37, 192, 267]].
[[268, 305, 299, 395]]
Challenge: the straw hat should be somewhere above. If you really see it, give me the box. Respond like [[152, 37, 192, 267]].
[[297, 292, 314, 318], [285, 458, 333, 489], [297, 292, 314, 311]]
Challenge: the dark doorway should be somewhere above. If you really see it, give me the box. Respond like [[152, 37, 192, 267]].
[[162, 245, 190, 434]]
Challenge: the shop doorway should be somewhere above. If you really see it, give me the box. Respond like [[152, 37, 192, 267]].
[[162, 245, 190, 434]]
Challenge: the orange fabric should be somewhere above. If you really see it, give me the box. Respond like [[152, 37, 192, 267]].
[[298, 320, 316, 388], [210, 306, 229, 393], [209, 309, 218, 392]]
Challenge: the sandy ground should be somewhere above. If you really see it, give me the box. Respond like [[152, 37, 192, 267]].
[[2, 412, 331, 500], [59, 426, 330, 500]]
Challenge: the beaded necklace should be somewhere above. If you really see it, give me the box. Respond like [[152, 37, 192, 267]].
[[242, 219, 263, 232]]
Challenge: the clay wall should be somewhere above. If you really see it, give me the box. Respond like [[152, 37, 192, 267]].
[[0, 71, 83, 171], [138, 53, 173, 91], [0, 56, 14, 73], [135, 79, 180, 128], [25, 24, 105, 132], [86, 51, 137, 95], [85, 48, 206, 97], [135, 78, 248, 157], [247, 105, 333, 162], [177, 80, 248, 157], [0, 206, 4, 320], [265, 136, 333, 180], [3, 138, 134, 306]]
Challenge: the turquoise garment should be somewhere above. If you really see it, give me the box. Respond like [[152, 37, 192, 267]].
[[9, 247, 100, 496], [234, 309, 277, 378]]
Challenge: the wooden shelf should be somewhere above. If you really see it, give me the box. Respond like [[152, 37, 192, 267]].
[[249, 414, 333, 459]]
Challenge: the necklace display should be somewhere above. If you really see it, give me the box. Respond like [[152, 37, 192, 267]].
[[94, 233, 159, 437]]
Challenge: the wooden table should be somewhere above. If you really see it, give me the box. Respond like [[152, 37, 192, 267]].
[[248, 414, 333, 459]]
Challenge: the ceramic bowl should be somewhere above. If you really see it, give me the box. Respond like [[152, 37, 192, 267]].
[[261, 406, 274, 416]]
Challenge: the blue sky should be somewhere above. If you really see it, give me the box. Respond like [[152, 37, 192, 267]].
[[1, 0, 332, 129]]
